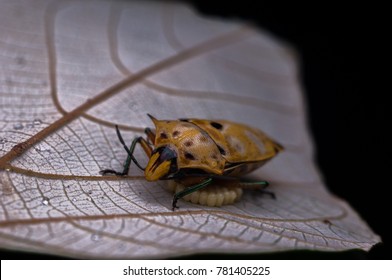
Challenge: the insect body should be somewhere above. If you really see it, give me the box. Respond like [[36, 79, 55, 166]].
[[101, 114, 283, 210]]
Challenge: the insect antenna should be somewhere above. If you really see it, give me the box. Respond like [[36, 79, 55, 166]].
[[115, 125, 145, 171]]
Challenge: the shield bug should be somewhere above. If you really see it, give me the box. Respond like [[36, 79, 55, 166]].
[[100, 114, 283, 210]]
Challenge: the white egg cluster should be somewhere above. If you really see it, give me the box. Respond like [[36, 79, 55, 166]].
[[165, 180, 243, 207]]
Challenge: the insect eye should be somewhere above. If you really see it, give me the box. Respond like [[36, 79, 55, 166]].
[[157, 146, 177, 161], [154, 146, 178, 176]]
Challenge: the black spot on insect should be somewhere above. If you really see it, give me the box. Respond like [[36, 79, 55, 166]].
[[211, 153, 218, 160], [184, 152, 196, 160], [217, 145, 226, 155], [210, 121, 223, 130], [172, 130, 180, 137], [179, 118, 190, 122], [323, 219, 332, 225], [184, 141, 193, 147], [160, 132, 168, 139]]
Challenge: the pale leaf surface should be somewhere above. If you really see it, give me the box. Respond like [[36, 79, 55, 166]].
[[0, 0, 380, 258]]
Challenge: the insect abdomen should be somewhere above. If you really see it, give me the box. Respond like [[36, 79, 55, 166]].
[[185, 119, 283, 164]]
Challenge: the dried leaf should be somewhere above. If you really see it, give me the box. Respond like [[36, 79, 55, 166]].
[[0, 0, 380, 258]]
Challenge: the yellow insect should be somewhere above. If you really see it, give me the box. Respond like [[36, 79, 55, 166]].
[[101, 114, 283, 210]]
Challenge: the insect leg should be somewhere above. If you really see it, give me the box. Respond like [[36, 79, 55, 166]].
[[100, 125, 151, 176], [239, 180, 276, 199], [172, 177, 213, 210]]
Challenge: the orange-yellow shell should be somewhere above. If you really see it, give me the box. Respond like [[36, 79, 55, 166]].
[[150, 117, 283, 176]]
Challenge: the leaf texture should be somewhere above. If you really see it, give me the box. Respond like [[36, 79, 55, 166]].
[[0, 0, 380, 258]]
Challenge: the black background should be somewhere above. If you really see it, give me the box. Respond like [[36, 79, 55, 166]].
[[1, 1, 389, 259], [184, 1, 388, 259]]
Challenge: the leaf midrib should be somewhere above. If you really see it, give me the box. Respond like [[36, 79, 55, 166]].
[[0, 2, 253, 167]]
